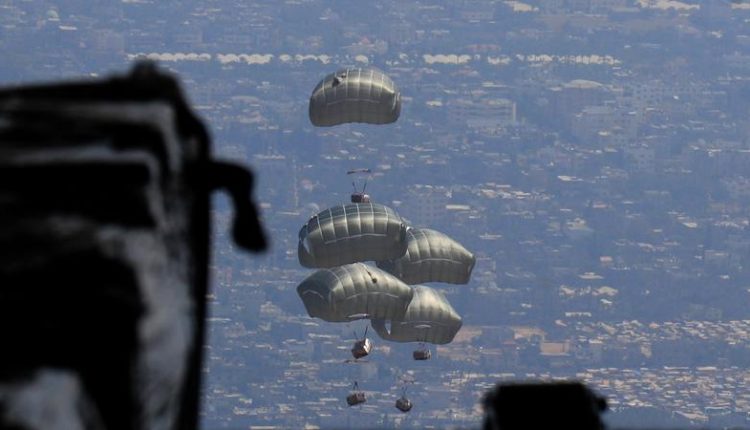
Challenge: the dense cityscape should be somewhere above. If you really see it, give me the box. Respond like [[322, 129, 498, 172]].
[[4, 0, 750, 428]]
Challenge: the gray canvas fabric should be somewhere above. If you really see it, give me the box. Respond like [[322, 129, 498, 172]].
[[371, 285, 462, 345], [377, 228, 475, 285], [298, 203, 408, 268], [309, 67, 401, 127], [297, 263, 414, 322]]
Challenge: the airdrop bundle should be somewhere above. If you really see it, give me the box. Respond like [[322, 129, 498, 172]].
[[297, 67, 476, 412]]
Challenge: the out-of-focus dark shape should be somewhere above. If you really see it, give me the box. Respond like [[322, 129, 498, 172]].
[[0, 62, 266, 430], [208, 161, 267, 252], [482, 381, 607, 430], [309, 67, 401, 127]]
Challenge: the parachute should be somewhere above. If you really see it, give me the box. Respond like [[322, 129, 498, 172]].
[[309, 67, 401, 127], [298, 203, 408, 268], [295, 198, 469, 357], [377, 228, 476, 285], [346, 168, 372, 175], [296, 263, 414, 323], [371, 285, 462, 345]]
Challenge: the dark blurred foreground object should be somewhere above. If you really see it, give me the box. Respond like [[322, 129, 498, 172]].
[[0, 62, 266, 430], [482, 381, 608, 430]]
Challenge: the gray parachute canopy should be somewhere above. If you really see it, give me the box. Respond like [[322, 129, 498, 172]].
[[309, 67, 401, 127], [298, 203, 408, 268], [376, 228, 475, 285], [370, 285, 462, 345], [297, 263, 414, 323]]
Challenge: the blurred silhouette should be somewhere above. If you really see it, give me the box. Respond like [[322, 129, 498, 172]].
[[482, 381, 608, 430], [0, 62, 266, 430]]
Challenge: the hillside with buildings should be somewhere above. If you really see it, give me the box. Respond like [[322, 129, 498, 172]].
[[4, 0, 750, 428]]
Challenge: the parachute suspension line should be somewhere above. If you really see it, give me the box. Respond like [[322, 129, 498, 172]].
[[291, 157, 299, 209], [352, 181, 358, 193], [353, 326, 368, 341], [362, 179, 368, 194]]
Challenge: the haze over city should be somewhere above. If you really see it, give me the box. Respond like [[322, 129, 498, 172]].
[[3, 0, 750, 428]]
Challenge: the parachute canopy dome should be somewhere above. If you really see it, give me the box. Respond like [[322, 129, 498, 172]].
[[297, 263, 414, 322], [377, 228, 476, 285], [371, 285, 462, 345], [309, 67, 401, 127], [299, 203, 408, 268]]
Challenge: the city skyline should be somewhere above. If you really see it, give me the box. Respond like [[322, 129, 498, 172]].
[[3, 0, 750, 428]]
